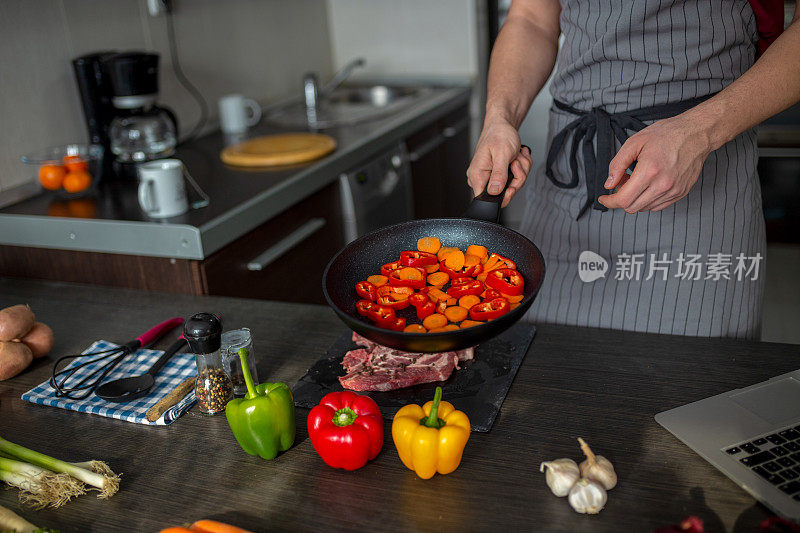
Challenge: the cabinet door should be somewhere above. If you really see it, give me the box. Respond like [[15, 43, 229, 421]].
[[407, 104, 471, 219], [201, 182, 344, 304]]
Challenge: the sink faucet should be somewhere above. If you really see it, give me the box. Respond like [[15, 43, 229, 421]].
[[303, 58, 366, 127]]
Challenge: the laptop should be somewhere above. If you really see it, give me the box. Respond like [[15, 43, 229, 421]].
[[655, 370, 800, 521]]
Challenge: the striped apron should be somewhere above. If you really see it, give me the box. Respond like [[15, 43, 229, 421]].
[[520, 0, 767, 339]]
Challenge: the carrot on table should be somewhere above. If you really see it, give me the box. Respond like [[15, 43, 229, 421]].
[[422, 313, 447, 330], [160, 528, 194, 533], [403, 324, 427, 333], [460, 320, 484, 328], [444, 249, 466, 271], [367, 275, 388, 287], [417, 237, 441, 254], [444, 306, 468, 323], [458, 294, 480, 309], [427, 272, 449, 287], [466, 245, 488, 262]]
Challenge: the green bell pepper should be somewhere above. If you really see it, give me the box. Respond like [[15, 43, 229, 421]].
[[225, 348, 295, 460]]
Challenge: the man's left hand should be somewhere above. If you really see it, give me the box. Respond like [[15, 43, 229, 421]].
[[598, 115, 713, 213]]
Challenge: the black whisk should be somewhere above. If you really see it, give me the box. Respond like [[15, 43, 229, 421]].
[[50, 317, 183, 400]]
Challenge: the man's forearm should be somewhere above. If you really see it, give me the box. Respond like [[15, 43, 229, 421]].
[[485, 3, 560, 129], [686, 12, 800, 152]]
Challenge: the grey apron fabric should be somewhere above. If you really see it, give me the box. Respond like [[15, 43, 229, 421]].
[[520, 0, 767, 338]]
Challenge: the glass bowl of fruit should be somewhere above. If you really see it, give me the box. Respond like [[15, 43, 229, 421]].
[[22, 144, 103, 199]]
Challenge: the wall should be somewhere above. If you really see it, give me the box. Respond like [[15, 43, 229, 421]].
[[0, 0, 332, 193]]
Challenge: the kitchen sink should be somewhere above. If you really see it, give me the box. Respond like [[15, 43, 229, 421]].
[[264, 84, 431, 129]]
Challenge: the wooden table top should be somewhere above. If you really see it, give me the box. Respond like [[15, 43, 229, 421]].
[[1, 279, 798, 532]]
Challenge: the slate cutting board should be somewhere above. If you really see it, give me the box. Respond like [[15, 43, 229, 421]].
[[292, 323, 536, 432]]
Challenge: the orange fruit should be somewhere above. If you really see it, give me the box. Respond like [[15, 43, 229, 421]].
[[63, 155, 88, 173], [39, 164, 66, 190], [62, 171, 92, 193]]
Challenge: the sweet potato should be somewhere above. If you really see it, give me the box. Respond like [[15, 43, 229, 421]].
[[0, 341, 33, 381], [0, 304, 35, 341], [19, 322, 54, 359]]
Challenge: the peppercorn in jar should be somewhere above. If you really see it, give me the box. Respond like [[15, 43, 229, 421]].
[[183, 313, 233, 415]]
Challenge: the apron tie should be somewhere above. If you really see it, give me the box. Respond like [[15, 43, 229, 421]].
[[545, 94, 716, 219]]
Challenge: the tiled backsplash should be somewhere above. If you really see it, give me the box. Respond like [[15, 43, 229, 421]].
[[0, 0, 332, 192]]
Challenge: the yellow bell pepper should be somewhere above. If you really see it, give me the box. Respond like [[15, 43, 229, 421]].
[[391, 386, 470, 479]]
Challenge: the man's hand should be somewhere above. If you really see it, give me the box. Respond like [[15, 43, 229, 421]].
[[466, 117, 534, 208], [598, 115, 713, 213]]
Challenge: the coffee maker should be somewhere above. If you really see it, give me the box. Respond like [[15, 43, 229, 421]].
[[72, 51, 178, 181]]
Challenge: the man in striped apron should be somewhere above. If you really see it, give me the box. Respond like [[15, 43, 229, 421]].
[[468, 0, 800, 338]]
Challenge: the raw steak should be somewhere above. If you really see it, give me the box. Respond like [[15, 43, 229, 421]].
[[339, 332, 476, 391]]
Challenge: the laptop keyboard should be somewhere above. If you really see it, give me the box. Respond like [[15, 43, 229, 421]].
[[724, 424, 800, 502]]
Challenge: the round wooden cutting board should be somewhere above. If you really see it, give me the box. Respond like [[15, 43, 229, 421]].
[[220, 133, 337, 167]]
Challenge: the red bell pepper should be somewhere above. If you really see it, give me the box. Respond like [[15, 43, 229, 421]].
[[483, 253, 516, 273], [388, 266, 426, 289], [380, 261, 402, 277], [469, 297, 510, 321], [307, 391, 384, 470], [355, 280, 377, 302], [446, 277, 484, 298], [482, 289, 502, 300], [416, 301, 435, 320], [400, 250, 437, 267], [356, 299, 379, 316], [485, 268, 524, 296], [376, 285, 414, 310], [409, 293, 429, 308], [368, 305, 396, 327], [388, 316, 407, 331]]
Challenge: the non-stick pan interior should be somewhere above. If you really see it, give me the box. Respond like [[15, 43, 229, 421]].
[[323, 218, 545, 352]]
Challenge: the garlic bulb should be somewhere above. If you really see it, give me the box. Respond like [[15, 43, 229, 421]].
[[568, 478, 607, 514], [539, 458, 580, 496], [578, 437, 617, 490]]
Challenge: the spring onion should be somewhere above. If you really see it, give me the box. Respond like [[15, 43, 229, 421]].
[[0, 436, 120, 499]]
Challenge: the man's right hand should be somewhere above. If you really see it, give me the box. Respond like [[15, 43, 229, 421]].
[[466, 116, 533, 208]]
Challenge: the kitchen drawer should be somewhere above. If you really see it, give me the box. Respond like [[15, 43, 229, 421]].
[[201, 182, 344, 304]]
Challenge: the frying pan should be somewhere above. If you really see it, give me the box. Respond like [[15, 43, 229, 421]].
[[323, 171, 546, 353]]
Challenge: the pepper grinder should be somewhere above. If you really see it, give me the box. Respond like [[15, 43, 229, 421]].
[[183, 313, 232, 415]]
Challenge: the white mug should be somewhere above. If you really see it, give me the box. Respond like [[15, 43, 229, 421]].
[[218, 94, 261, 134], [137, 159, 189, 218]]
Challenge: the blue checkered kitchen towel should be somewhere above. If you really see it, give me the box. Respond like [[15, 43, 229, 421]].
[[22, 340, 197, 426]]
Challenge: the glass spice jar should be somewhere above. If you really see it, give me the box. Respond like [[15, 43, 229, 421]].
[[183, 313, 233, 415], [221, 328, 257, 396]]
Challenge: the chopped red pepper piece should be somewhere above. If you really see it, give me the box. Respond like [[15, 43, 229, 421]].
[[439, 260, 483, 280], [368, 305, 396, 327], [388, 266, 426, 289], [409, 293, 429, 308], [416, 301, 435, 320], [400, 250, 438, 267], [483, 253, 516, 273], [388, 316, 407, 331], [380, 261, 402, 278], [356, 299, 379, 316], [482, 289, 502, 301], [468, 297, 510, 321], [355, 280, 377, 302], [446, 277, 484, 298], [485, 268, 524, 296], [376, 285, 414, 310]]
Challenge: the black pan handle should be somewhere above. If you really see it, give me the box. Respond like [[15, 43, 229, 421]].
[[462, 145, 529, 223]]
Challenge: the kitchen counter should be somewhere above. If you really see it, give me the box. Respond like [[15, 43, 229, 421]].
[[0, 85, 470, 260], [1, 279, 799, 532]]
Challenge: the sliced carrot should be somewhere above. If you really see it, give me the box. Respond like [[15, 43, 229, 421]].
[[458, 294, 480, 309], [437, 247, 459, 261], [417, 237, 441, 254], [510, 302, 521, 310], [464, 254, 481, 268], [404, 324, 427, 333], [466, 245, 488, 262], [460, 320, 484, 328], [444, 249, 465, 271], [444, 306, 468, 322], [424, 263, 440, 273], [427, 271, 449, 287], [502, 293, 524, 303], [190, 521, 254, 533], [398, 267, 424, 281], [427, 288, 450, 302], [428, 324, 460, 332], [422, 313, 447, 329], [367, 275, 388, 287]]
